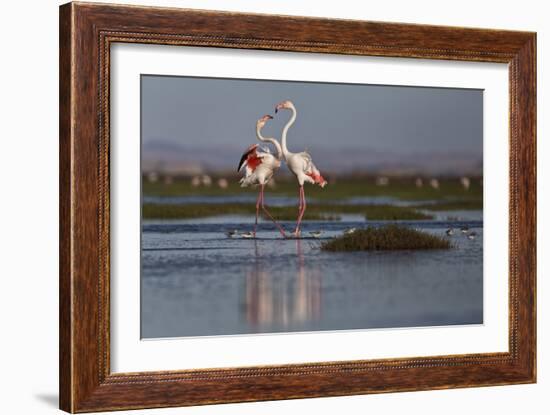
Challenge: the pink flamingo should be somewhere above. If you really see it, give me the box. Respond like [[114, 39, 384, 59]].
[[275, 100, 327, 237], [238, 115, 287, 238]]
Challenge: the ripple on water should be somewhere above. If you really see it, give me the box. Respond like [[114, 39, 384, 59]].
[[141, 217, 483, 338]]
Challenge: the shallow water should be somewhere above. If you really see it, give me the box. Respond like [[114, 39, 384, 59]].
[[141, 215, 483, 338], [143, 194, 441, 207]]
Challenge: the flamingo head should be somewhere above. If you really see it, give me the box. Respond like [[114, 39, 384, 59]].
[[257, 114, 273, 128], [275, 100, 294, 113]]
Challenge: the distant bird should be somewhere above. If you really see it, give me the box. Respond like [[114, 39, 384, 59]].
[[460, 176, 471, 190], [429, 178, 440, 189], [240, 231, 255, 239], [190, 176, 201, 187], [225, 229, 239, 238], [217, 178, 229, 189], [446, 228, 455, 236], [147, 171, 159, 183], [309, 231, 323, 238], [467, 232, 478, 240], [275, 100, 327, 237], [375, 176, 389, 186], [238, 115, 286, 238], [460, 226, 469, 234], [344, 227, 357, 235]]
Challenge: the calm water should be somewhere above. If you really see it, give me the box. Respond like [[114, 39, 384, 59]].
[[144, 194, 470, 208], [141, 214, 483, 338]]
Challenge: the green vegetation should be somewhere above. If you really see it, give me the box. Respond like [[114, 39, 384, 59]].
[[416, 199, 483, 211], [142, 203, 334, 220], [321, 225, 452, 252], [361, 206, 430, 220], [143, 176, 483, 202], [142, 175, 481, 221], [142, 203, 432, 220]]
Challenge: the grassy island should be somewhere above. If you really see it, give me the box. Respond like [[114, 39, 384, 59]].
[[321, 225, 452, 252], [416, 199, 483, 211], [142, 203, 432, 221]]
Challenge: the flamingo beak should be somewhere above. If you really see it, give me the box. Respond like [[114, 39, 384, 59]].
[[275, 108, 278, 113], [267, 114, 273, 119]]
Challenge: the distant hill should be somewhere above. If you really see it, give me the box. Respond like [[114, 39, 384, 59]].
[[142, 139, 482, 177]]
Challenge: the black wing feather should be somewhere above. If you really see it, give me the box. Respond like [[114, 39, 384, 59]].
[[237, 145, 258, 172]]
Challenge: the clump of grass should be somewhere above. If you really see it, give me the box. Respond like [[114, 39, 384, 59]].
[[142, 203, 432, 221], [268, 204, 430, 221], [361, 205, 431, 220], [321, 225, 452, 251], [142, 203, 338, 220], [259, 206, 341, 221], [416, 199, 483, 211]]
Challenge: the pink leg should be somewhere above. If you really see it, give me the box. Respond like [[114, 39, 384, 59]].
[[253, 189, 261, 237], [293, 186, 302, 237], [294, 186, 306, 235], [260, 185, 286, 238]]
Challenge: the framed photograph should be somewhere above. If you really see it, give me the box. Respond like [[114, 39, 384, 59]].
[[59, 2, 536, 412]]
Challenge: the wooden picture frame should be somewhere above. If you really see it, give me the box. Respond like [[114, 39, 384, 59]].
[[59, 2, 536, 412]]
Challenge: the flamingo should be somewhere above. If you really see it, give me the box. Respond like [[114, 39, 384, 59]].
[[238, 114, 286, 238], [275, 100, 327, 237]]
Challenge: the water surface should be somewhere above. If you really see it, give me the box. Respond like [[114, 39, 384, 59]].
[[141, 216, 483, 338]]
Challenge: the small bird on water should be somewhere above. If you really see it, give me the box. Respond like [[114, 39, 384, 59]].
[[467, 232, 478, 240], [309, 231, 323, 238], [460, 226, 470, 234], [240, 231, 255, 239], [445, 228, 455, 236], [344, 227, 357, 235], [225, 230, 239, 238]]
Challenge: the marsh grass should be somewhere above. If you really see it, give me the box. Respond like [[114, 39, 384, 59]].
[[142, 203, 432, 221], [416, 199, 483, 211], [143, 177, 483, 202], [321, 225, 452, 251]]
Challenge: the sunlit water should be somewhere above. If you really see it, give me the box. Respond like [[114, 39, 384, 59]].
[[141, 214, 483, 338]]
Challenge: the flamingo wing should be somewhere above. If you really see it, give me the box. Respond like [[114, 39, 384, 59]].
[[300, 152, 327, 187], [299, 151, 313, 173], [238, 144, 261, 172]]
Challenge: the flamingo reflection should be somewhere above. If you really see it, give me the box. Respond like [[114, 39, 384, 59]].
[[245, 239, 321, 328]]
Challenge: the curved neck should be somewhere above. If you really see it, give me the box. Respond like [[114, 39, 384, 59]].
[[257, 124, 283, 160], [280, 106, 296, 159]]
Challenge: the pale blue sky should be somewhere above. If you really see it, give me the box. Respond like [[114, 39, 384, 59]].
[[141, 75, 483, 174]]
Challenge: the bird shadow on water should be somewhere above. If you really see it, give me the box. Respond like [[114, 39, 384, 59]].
[[34, 393, 58, 408]]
